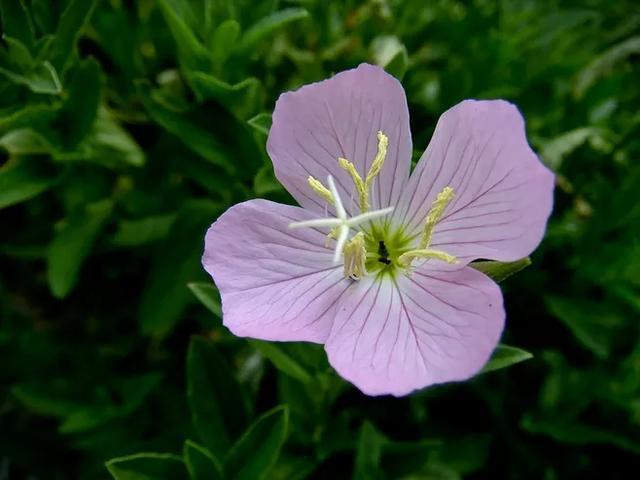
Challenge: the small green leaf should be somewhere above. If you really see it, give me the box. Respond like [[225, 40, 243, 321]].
[[247, 113, 272, 136], [184, 440, 223, 480], [47, 199, 112, 298], [189, 72, 261, 119], [137, 83, 233, 172], [574, 36, 640, 98], [49, 0, 100, 74], [210, 19, 241, 67], [54, 57, 102, 149], [157, 0, 212, 73], [540, 127, 609, 170], [354, 421, 386, 479], [0, 156, 59, 209], [139, 200, 220, 336], [86, 107, 146, 168], [224, 406, 289, 480], [106, 453, 188, 480], [249, 341, 313, 384], [0, 0, 35, 48], [481, 344, 533, 373], [471, 257, 531, 282], [372, 36, 409, 80], [545, 296, 625, 358], [187, 336, 250, 459], [111, 214, 177, 247], [237, 8, 309, 53], [188, 282, 222, 317]]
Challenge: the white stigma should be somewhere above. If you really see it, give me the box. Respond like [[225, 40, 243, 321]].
[[289, 175, 394, 264]]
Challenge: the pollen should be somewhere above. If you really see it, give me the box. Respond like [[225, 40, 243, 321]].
[[343, 232, 367, 280]]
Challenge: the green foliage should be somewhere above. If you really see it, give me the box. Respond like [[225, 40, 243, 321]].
[[1, 0, 639, 478]]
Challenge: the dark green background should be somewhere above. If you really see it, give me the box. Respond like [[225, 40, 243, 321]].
[[1, 0, 639, 478]]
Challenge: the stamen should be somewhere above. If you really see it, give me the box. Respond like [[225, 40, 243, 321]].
[[307, 176, 334, 205], [399, 186, 457, 269], [364, 131, 388, 188], [343, 232, 367, 280], [338, 131, 389, 213], [338, 157, 367, 211], [419, 186, 455, 249], [398, 248, 458, 267], [288, 175, 394, 266]]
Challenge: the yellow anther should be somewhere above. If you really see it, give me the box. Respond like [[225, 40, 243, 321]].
[[343, 232, 367, 280], [420, 186, 455, 249], [307, 176, 335, 205], [325, 227, 339, 247], [337, 130, 389, 213], [398, 248, 458, 267], [365, 131, 388, 187], [338, 156, 368, 211]]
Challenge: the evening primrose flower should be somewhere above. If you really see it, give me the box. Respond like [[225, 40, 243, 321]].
[[202, 64, 554, 396]]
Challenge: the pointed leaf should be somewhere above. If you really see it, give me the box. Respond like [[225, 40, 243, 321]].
[[49, 0, 99, 73], [0, 156, 59, 209], [247, 113, 272, 136], [471, 257, 531, 282], [106, 453, 188, 480], [249, 341, 313, 384], [188, 282, 222, 317], [47, 199, 113, 298], [224, 406, 289, 480], [187, 336, 250, 459], [184, 440, 223, 480], [353, 421, 386, 480], [237, 8, 309, 53], [481, 344, 533, 374]]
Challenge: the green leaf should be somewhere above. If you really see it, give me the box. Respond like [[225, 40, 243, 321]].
[[137, 83, 233, 172], [139, 200, 220, 336], [354, 421, 386, 480], [54, 57, 102, 149], [86, 107, 146, 168], [237, 8, 309, 53], [247, 113, 272, 136], [0, 0, 35, 48], [0, 156, 59, 209], [545, 296, 625, 358], [540, 127, 609, 170], [187, 336, 250, 459], [189, 72, 261, 119], [49, 0, 100, 74], [47, 199, 113, 298], [0, 37, 62, 94], [471, 257, 531, 282], [249, 341, 313, 384], [111, 214, 177, 247], [224, 406, 289, 480], [188, 282, 222, 317], [522, 414, 640, 454], [210, 19, 241, 67], [481, 344, 533, 373], [574, 36, 640, 98], [184, 440, 223, 480], [372, 35, 409, 80], [106, 453, 188, 480], [157, 0, 212, 73]]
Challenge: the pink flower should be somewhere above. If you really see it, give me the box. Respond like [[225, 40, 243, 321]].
[[202, 64, 554, 396]]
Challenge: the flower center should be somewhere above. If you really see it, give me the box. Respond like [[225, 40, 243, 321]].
[[289, 132, 457, 280]]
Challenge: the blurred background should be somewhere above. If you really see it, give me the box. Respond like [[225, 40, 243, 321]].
[[1, 0, 639, 478]]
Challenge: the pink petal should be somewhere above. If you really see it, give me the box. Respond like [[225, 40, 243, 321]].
[[324, 265, 504, 396], [267, 64, 412, 215], [202, 199, 349, 343], [393, 100, 554, 263]]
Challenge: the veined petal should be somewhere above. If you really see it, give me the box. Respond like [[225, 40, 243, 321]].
[[393, 100, 554, 263], [324, 265, 504, 396], [267, 64, 412, 215], [202, 199, 349, 343]]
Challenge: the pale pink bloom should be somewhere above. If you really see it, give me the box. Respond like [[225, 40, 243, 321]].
[[203, 64, 554, 396]]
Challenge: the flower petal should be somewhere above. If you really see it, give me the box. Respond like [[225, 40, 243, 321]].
[[202, 199, 349, 343], [393, 100, 554, 263], [267, 64, 412, 215], [324, 264, 504, 396]]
